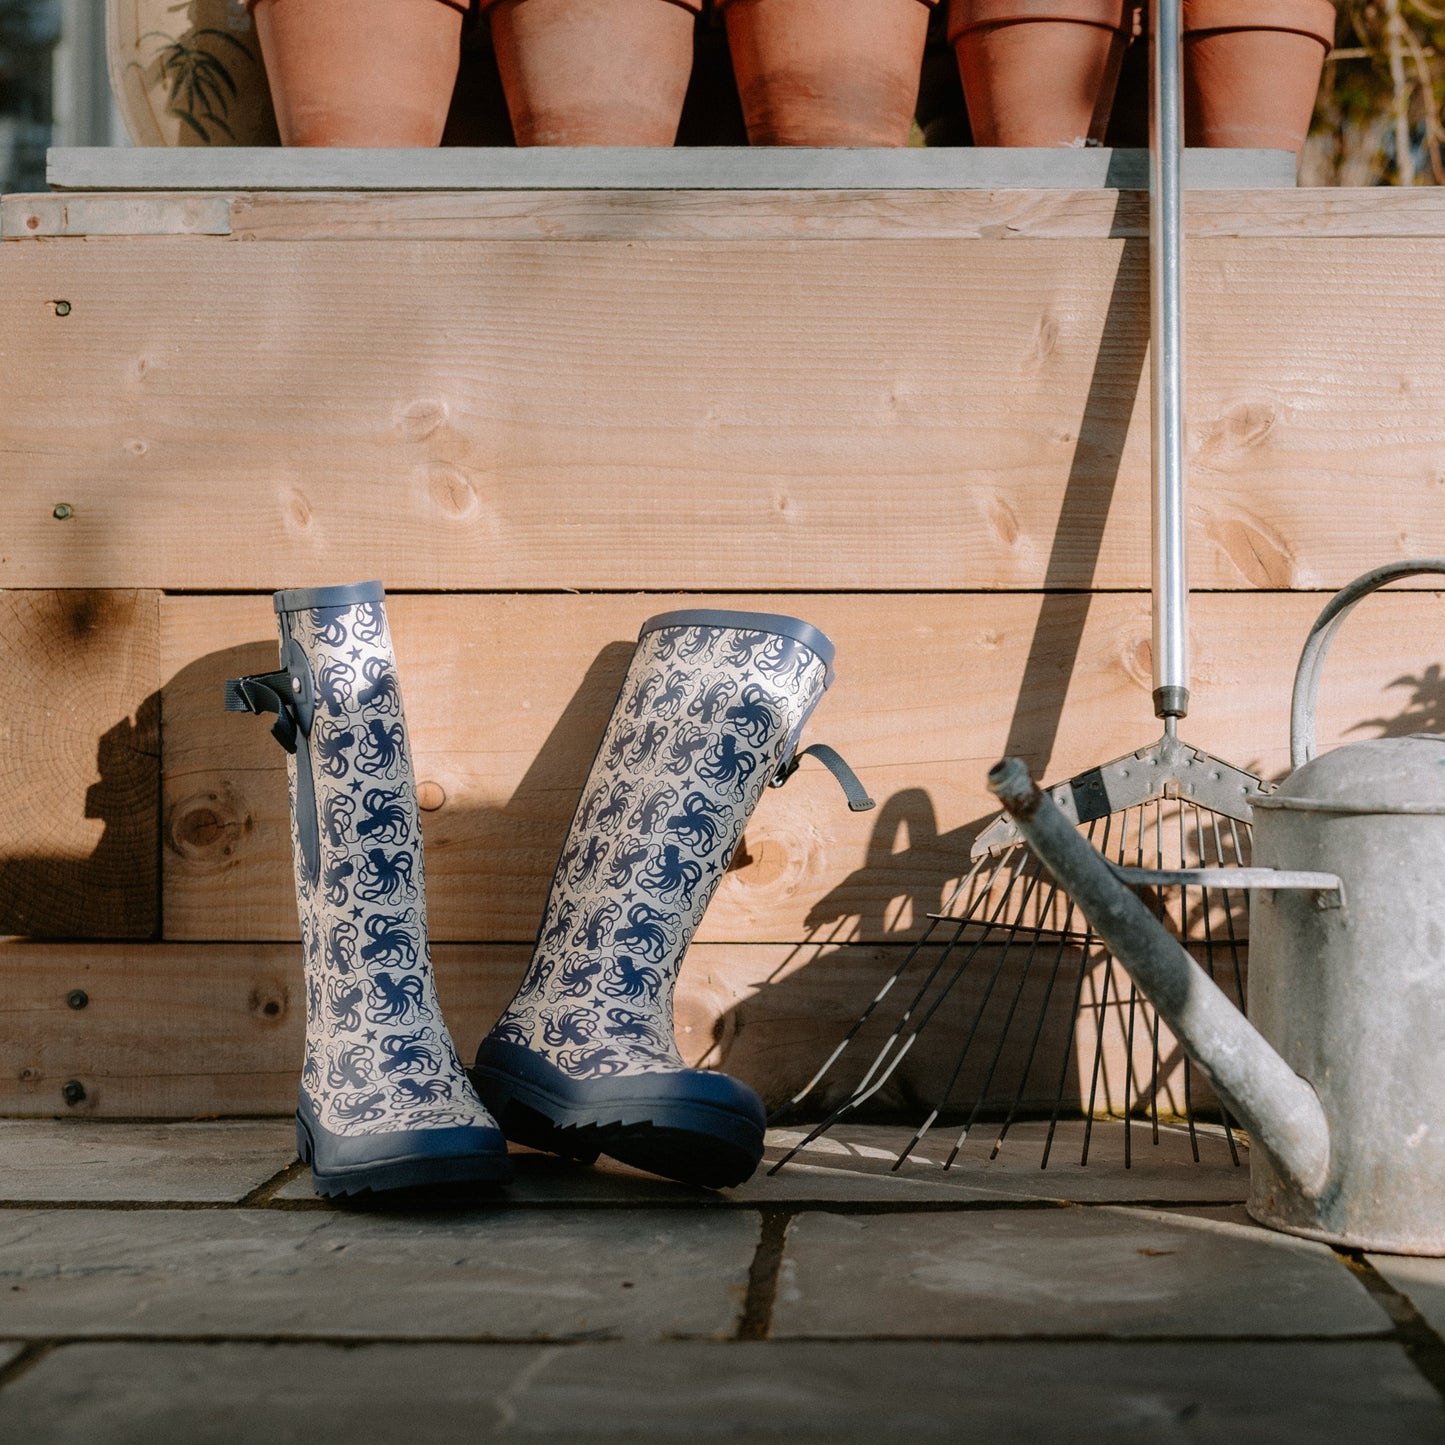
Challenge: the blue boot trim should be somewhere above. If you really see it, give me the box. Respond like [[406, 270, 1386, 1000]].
[[639, 609, 836, 683], [296, 1092, 513, 1197], [273, 580, 385, 615], [471, 1038, 766, 1190]]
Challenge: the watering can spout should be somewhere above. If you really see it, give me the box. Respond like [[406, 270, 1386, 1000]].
[[987, 757, 1332, 1201]]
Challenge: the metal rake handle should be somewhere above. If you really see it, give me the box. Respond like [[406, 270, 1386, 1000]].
[[1150, 0, 1189, 721]]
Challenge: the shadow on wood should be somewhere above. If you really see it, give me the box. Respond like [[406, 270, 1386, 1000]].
[[0, 590, 159, 939]]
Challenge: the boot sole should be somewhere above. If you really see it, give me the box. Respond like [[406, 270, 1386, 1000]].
[[297, 1113, 515, 1198], [469, 1059, 764, 1190]]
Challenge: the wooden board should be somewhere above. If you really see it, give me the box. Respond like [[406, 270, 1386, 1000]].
[[0, 590, 160, 938], [160, 590, 1445, 946], [6, 234, 1445, 592], [222, 185, 1445, 242], [0, 939, 1231, 1120], [14, 187, 1445, 244]]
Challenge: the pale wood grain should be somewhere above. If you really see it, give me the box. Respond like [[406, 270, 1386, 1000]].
[[9, 188, 1445, 243], [0, 938, 1228, 1119], [0, 590, 160, 938], [227, 187, 1445, 243], [159, 590, 1445, 946], [5, 234, 1445, 591], [229, 188, 1147, 242]]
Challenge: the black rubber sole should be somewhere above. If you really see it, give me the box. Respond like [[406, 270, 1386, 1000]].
[[471, 1065, 763, 1190], [297, 1114, 515, 1198]]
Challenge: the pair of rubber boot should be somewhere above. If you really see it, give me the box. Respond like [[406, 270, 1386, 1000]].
[[226, 583, 870, 1197]]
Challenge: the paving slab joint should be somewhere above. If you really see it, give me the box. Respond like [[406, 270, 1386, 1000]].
[[737, 1209, 792, 1341], [1338, 1252, 1445, 1405], [240, 1159, 307, 1208]]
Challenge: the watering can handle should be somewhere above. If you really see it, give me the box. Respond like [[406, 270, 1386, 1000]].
[[1290, 559, 1445, 768]]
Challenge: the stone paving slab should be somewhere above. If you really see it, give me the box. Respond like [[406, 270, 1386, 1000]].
[[270, 1120, 1250, 1206], [0, 1208, 756, 1341], [2, 1340, 1441, 1443], [0, 1121, 296, 1203], [1369, 1254, 1445, 1339], [773, 1206, 1391, 1339]]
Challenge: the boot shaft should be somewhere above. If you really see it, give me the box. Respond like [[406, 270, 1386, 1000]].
[[495, 609, 836, 1078], [238, 583, 488, 1138]]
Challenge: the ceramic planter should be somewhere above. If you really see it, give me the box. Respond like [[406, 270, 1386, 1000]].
[[718, 0, 938, 147], [484, 0, 703, 146], [107, 0, 279, 146], [1183, 0, 1336, 155], [252, 0, 465, 146], [948, 0, 1135, 147]]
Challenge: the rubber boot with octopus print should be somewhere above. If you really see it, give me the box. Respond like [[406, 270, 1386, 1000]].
[[226, 582, 512, 1196], [472, 609, 871, 1189]]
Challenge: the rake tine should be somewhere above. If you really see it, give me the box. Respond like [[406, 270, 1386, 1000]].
[[945, 869, 1068, 1169], [838, 858, 1029, 1107], [770, 861, 1048, 1172], [900, 860, 1055, 1169], [774, 911, 949, 1116], [767, 1023, 929, 1174], [776, 849, 1010, 1120], [990, 884, 1082, 1160]]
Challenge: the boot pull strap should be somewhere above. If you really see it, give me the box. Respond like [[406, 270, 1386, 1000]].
[[224, 670, 299, 754], [771, 743, 875, 812]]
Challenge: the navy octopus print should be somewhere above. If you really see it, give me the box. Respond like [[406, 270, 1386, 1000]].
[[489, 622, 829, 1081], [280, 599, 499, 1139]]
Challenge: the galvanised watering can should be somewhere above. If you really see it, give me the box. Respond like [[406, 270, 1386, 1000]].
[[989, 560, 1445, 1256]]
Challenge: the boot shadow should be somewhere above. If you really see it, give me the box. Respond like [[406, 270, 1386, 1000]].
[[0, 696, 161, 939]]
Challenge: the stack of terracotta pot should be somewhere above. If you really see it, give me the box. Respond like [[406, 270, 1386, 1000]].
[[248, 0, 1335, 154]]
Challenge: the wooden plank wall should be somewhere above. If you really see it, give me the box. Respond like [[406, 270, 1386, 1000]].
[[3, 187, 1445, 1121]]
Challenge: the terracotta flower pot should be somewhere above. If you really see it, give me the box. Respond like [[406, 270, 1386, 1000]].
[[484, 0, 703, 146], [718, 0, 937, 147], [948, 0, 1135, 147], [1182, 0, 1336, 155], [251, 0, 464, 146]]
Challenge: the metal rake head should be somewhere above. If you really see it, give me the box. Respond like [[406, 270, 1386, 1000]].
[[771, 732, 1268, 1175]]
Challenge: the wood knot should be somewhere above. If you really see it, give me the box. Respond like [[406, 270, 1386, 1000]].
[[167, 787, 250, 867], [1204, 401, 1277, 456], [1206, 511, 1295, 588], [987, 495, 1021, 547], [285, 490, 312, 530], [725, 830, 791, 888], [398, 398, 448, 441], [426, 463, 479, 520], [1121, 629, 1153, 690], [66, 593, 100, 638], [249, 984, 289, 1024], [1025, 314, 1060, 370]]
